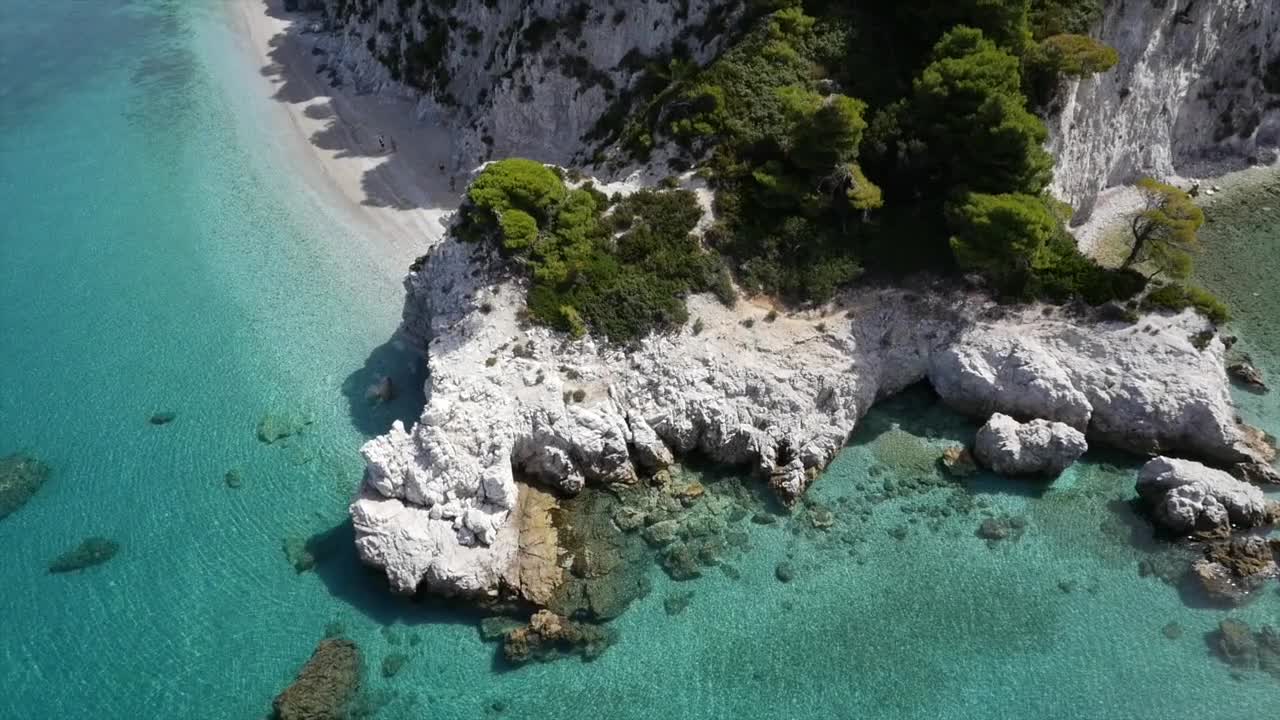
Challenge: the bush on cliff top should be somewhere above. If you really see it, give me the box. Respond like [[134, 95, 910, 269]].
[[462, 160, 717, 342]]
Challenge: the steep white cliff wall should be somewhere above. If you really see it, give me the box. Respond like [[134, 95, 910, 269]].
[[1050, 0, 1280, 219], [317, 0, 738, 170]]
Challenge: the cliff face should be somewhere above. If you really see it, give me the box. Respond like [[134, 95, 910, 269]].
[[1050, 0, 1280, 219], [318, 0, 737, 169]]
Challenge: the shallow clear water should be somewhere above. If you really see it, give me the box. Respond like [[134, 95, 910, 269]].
[[2, 2, 1278, 718]]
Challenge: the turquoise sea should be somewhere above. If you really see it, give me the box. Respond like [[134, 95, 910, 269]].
[[1, 1, 1278, 718]]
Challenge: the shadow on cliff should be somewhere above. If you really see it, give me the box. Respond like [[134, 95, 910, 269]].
[[305, 520, 486, 629], [257, 0, 462, 213], [341, 334, 426, 438]]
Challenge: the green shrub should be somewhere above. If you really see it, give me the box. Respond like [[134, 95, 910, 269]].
[[460, 162, 711, 342], [1142, 283, 1230, 324]]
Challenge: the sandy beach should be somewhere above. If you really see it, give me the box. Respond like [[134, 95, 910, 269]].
[[225, 0, 459, 276]]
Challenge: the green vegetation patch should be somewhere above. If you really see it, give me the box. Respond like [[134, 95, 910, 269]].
[[462, 160, 721, 342]]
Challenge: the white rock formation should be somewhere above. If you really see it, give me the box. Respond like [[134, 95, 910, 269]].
[[973, 413, 1087, 476], [351, 220, 1272, 596], [313, 0, 737, 169], [1135, 456, 1272, 536], [1049, 0, 1280, 219]]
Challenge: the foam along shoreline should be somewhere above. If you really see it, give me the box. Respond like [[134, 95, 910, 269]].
[[225, 0, 457, 275]]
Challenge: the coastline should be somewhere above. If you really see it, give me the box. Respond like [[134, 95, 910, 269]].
[[223, 0, 457, 277], [1071, 162, 1280, 262]]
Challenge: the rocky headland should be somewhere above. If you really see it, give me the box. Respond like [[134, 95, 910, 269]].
[[261, 0, 1280, 658], [352, 222, 1275, 604]]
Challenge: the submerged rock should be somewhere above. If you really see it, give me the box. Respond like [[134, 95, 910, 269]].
[[1135, 457, 1274, 537], [47, 537, 119, 573], [663, 590, 694, 616], [365, 376, 395, 405], [224, 469, 243, 489], [273, 638, 360, 720], [0, 452, 51, 521], [1210, 618, 1259, 670], [257, 413, 312, 445], [148, 411, 176, 426], [976, 515, 1027, 544], [502, 610, 615, 665], [973, 413, 1087, 476], [774, 561, 796, 583], [284, 537, 317, 573], [479, 616, 524, 642], [379, 653, 408, 678], [1161, 622, 1183, 640]]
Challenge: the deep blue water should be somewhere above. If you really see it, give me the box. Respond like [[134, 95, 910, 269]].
[[1, 2, 1278, 718]]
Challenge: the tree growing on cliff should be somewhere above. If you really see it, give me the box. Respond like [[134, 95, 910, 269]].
[[947, 192, 1056, 288], [1123, 178, 1204, 279]]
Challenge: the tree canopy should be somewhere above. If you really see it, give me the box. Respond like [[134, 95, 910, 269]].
[[1124, 177, 1204, 279]]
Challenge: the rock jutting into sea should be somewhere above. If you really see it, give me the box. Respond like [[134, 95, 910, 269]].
[[973, 413, 1088, 477], [0, 452, 51, 521], [1135, 456, 1277, 538], [349, 220, 1276, 601], [273, 638, 360, 720], [47, 537, 120, 574]]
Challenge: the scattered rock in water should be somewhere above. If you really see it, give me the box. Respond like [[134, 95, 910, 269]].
[[47, 536, 120, 574], [1227, 358, 1268, 393], [1192, 536, 1280, 605], [775, 561, 796, 583], [1162, 621, 1183, 640], [1210, 618, 1259, 671], [661, 542, 701, 581], [365, 376, 395, 405], [940, 445, 978, 477], [976, 515, 1027, 544], [148, 411, 176, 426], [663, 590, 694, 616], [273, 638, 360, 720], [751, 512, 777, 525], [502, 610, 615, 665], [720, 564, 741, 581], [479, 616, 525, 642], [641, 519, 680, 547], [380, 653, 408, 679], [284, 537, 316, 573], [224, 469, 243, 489], [611, 505, 646, 532], [0, 452, 52, 521], [808, 505, 835, 530], [257, 413, 312, 445], [973, 413, 1087, 476]]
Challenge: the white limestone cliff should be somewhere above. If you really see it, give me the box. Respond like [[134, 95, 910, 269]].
[[1049, 0, 1280, 219], [314, 0, 736, 170]]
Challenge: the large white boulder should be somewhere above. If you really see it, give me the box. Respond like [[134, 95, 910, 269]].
[[974, 413, 1087, 476], [1136, 457, 1272, 536]]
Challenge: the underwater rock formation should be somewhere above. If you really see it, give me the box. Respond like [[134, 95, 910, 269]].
[[973, 413, 1087, 476], [502, 610, 615, 665], [273, 638, 360, 720], [0, 452, 51, 521], [47, 537, 119, 574], [1191, 536, 1280, 605], [1136, 457, 1274, 537]]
